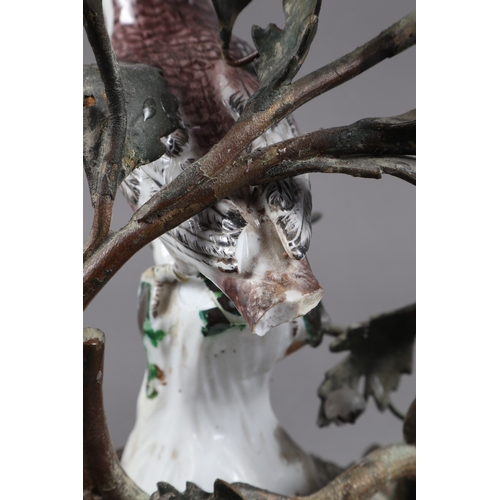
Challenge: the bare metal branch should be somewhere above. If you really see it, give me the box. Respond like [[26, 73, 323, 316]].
[[261, 156, 416, 185], [280, 10, 416, 113], [83, 0, 127, 260], [302, 444, 416, 500], [403, 399, 416, 445], [237, 110, 416, 185], [223, 49, 259, 67], [213, 444, 415, 500], [83, 328, 149, 500], [387, 399, 406, 420]]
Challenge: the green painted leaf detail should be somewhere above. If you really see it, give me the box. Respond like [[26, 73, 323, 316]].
[[203, 276, 242, 316], [143, 317, 168, 347], [201, 323, 232, 337], [199, 309, 231, 337], [147, 363, 157, 381], [251, 0, 321, 90], [147, 388, 158, 399], [303, 301, 328, 347], [199, 307, 247, 337], [146, 363, 159, 399]]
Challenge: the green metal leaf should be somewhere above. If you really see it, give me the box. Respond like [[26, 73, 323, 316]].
[[211, 0, 253, 52], [252, 0, 321, 89], [317, 304, 415, 427], [83, 62, 180, 205]]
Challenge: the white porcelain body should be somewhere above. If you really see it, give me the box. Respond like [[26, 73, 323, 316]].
[[121, 266, 327, 496]]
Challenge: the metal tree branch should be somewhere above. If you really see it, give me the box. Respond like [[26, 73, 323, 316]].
[[262, 156, 415, 185], [224, 49, 259, 67], [83, 10, 416, 309], [83, 0, 127, 260], [234, 110, 416, 185], [273, 10, 416, 116], [146, 443, 414, 500], [208, 444, 415, 500], [403, 399, 416, 445], [302, 444, 416, 500], [83, 328, 149, 500], [394, 400, 416, 500]]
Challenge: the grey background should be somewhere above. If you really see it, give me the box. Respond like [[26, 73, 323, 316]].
[[83, 0, 415, 468]]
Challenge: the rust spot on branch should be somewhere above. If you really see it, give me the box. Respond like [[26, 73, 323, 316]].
[[84, 95, 96, 107]]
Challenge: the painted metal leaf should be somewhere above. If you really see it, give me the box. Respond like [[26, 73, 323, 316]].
[[149, 481, 211, 500], [83, 62, 180, 205], [211, 0, 253, 52], [252, 0, 321, 89], [303, 301, 333, 347], [317, 303, 415, 427]]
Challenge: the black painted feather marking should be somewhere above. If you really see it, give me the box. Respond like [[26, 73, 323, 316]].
[[164, 127, 189, 158], [285, 115, 298, 137], [182, 158, 196, 167], [228, 92, 247, 116], [264, 178, 296, 211], [121, 170, 142, 208], [162, 233, 239, 273], [160, 198, 247, 273], [263, 176, 313, 260]]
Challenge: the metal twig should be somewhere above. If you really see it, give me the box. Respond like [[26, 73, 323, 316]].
[[223, 48, 259, 67], [387, 399, 406, 421], [238, 110, 416, 185], [83, 0, 127, 261]]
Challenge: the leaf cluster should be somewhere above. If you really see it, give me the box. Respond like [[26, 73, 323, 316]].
[[317, 304, 415, 426]]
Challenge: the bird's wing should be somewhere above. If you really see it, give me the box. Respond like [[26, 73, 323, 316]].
[[261, 175, 313, 260], [161, 198, 247, 273], [248, 112, 313, 261], [120, 119, 193, 209]]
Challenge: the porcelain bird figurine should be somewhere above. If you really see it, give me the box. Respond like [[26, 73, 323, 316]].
[[112, 0, 323, 336], [107, 0, 337, 495]]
